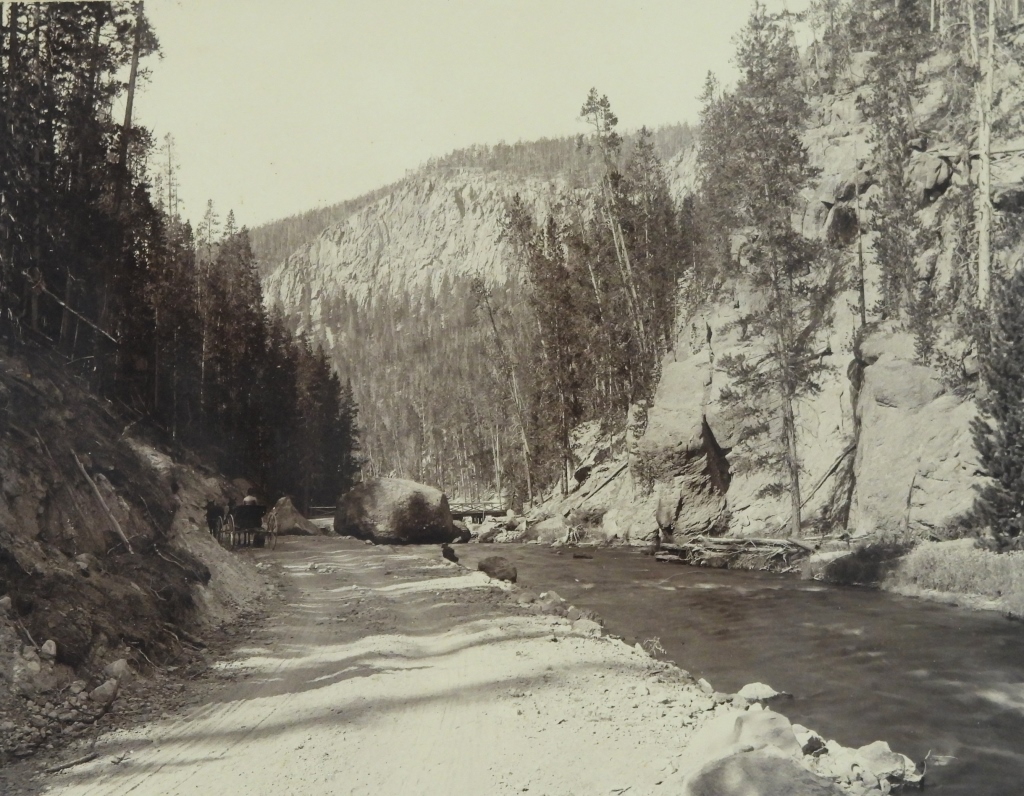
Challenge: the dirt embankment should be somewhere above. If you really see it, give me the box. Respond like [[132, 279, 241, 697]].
[[0, 347, 267, 765]]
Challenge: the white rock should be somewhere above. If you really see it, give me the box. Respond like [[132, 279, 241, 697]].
[[103, 658, 133, 682], [39, 640, 57, 660], [571, 618, 602, 637], [736, 682, 780, 701], [90, 678, 119, 705]]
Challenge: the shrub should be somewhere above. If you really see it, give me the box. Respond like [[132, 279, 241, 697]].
[[823, 540, 913, 586]]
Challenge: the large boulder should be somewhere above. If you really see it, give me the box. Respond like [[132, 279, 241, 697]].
[[335, 478, 456, 544], [683, 751, 845, 796], [268, 496, 322, 536]]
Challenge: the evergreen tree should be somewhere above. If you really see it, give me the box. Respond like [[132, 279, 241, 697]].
[[859, 0, 929, 318], [706, 4, 844, 535], [970, 270, 1024, 541]]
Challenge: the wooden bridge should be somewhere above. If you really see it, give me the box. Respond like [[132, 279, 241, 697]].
[[448, 501, 506, 522], [308, 502, 507, 523]]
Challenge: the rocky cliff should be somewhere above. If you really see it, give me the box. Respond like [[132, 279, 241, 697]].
[[262, 170, 558, 326], [532, 49, 1024, 546], [262, 46, 1024, 547]]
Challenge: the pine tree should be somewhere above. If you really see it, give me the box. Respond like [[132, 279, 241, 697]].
[[859, 0, 928, 318], [970, 270, 1024, 542], [198, 199, 220, 249], [707, 4, 844, 536]]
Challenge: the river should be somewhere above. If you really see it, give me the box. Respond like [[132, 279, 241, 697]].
[[457, 544, 1024, 795]]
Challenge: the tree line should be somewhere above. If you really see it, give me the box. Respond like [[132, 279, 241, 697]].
[[0, 2, 359, 509], [692, 0, 1024, 538]]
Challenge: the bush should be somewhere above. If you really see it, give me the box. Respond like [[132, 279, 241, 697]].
[[823, 540, 912, 586], [569, 506, 607, 529]]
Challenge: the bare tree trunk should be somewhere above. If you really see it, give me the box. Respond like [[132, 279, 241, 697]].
[[479, 289, 533, 503], [970, 0, 996, 304], [782, 392, 802, 537], [114, 1, 143, 212], [855, 179, 867, 327], [979, 0, 996, 303]]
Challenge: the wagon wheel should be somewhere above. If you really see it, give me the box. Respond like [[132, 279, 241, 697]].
[[265, 512, 279, 550], [220, 513, 236, 548]]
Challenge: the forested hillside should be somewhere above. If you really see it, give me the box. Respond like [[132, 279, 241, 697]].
[[0, 2, 359, 508], [262, 120, 693, 503], [265, 0, 1024, 547]]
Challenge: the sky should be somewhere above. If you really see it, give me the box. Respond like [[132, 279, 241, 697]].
[[138, 0, 808, 229]]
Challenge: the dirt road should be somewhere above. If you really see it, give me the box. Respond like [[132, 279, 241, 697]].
[[40, 538, 703, 796]]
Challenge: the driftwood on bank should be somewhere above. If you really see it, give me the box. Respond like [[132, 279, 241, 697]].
[[658, 534, 815, 572]]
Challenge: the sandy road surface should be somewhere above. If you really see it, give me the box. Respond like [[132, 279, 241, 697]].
[[42, 538, 707, 796]]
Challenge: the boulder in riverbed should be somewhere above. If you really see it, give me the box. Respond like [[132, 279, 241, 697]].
[[452, 520, 472, 543], [335, 478, 456, 544], [478, 556, 517, 583]]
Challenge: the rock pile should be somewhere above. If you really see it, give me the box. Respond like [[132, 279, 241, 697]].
[[664, 698, 922, 795]]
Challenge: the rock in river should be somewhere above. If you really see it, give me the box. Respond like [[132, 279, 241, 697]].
[[478, 556, 517, 583]]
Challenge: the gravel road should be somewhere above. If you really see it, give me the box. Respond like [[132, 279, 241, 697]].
[[40, 538, 699, 796]]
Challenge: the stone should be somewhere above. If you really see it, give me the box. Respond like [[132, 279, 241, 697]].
[[478, 556, 517, 583], [850, 347, 978, 537], [832, 167, 873, 203], [103, 658, 133, 683], [571, 618, 603, 637], [908, 151, 953, 203], [0, 595, 11, 615], [89, 679, 119, 705], [39, 640, 56, 661], [854, 740, 920, 782], [684, 708, 803, 765], [736, 682, 781, 701], [452, 520, 472, 543], [523, 516, 568, 543], [268, 496, 322, 536], [335, 478, 457, 544], [824, 204, 859, 246], [683, 750, 846, 796]]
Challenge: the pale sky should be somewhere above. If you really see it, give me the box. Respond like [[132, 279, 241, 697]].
[[138, 0, 807, 229]]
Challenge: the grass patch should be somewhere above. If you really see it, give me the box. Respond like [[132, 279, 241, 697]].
[[889, 540, 1024, 607]]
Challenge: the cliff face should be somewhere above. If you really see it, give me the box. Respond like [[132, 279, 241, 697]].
[[541, 50, 1024, 545], [263, 170, 559, 326], [262, 47, 1024, 545]]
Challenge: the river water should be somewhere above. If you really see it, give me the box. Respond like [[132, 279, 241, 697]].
[[457, 544, 1024, 794]]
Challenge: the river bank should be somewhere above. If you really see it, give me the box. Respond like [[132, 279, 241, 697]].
[[25, 537, 919, 796]]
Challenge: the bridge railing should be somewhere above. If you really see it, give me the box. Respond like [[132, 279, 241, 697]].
[[448, 501, 506, 517]]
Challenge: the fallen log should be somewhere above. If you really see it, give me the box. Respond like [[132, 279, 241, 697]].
[[73, 450, 134, 554]]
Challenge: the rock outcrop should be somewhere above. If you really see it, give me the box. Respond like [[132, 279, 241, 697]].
[[335, 478, 457, 544]]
